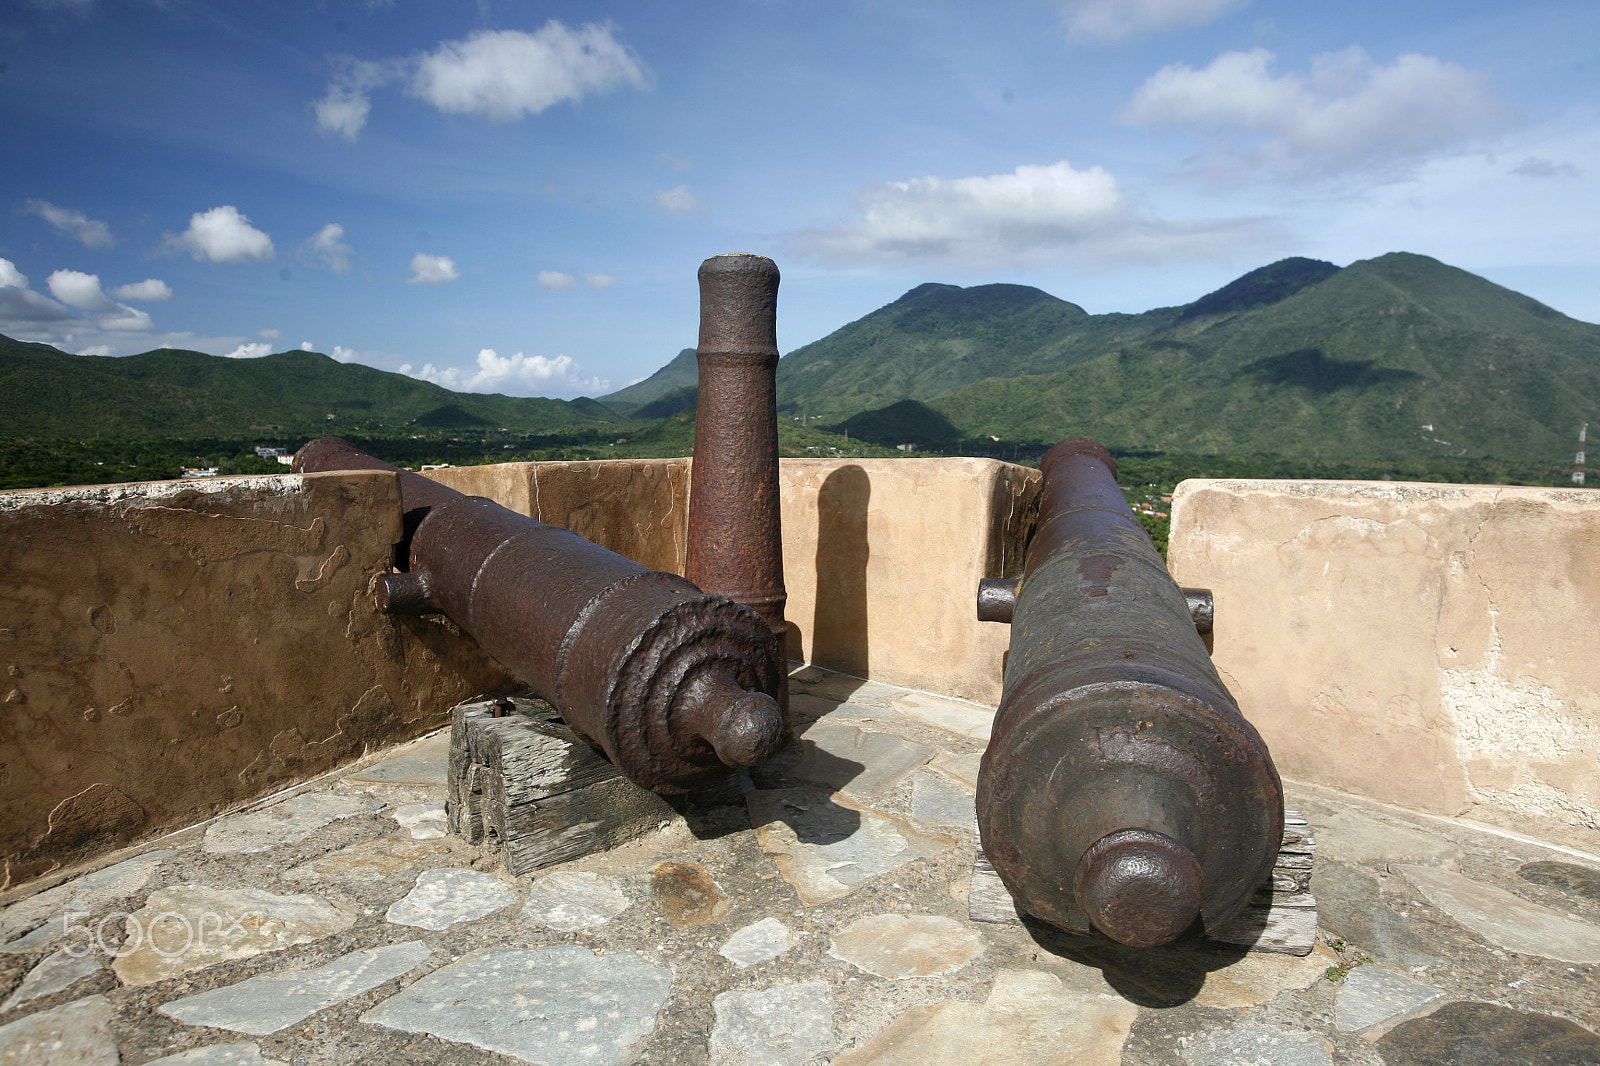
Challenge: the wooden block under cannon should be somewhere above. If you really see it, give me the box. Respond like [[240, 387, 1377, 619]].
[[968, 810, 1320, 956], [447, 695, 677, 876]]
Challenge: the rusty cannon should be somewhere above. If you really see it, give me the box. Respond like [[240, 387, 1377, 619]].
[[975, 438, 1282, 948], [293, 437, 786, 794]]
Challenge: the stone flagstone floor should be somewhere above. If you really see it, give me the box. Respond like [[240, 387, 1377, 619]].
[[2, 664, 1598, 1065]]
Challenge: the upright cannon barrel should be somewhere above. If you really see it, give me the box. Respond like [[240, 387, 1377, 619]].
[[294, 437, 786, 794], [976, 439, 1282, 947]]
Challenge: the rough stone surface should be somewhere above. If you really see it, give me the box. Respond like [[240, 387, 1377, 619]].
[[1190, 950, 1330, 1010], [708, 981, 835, 1066], [1519, 860, 1600, 904], [1313, 862, 1446, 968], [1377, 1000, 1600, 1065], [158, 940, 432, 1036], [390, 803, 447, 840], [385, 868, 517, 930], [748, 787, 952, 905], [113, 885, 356, 987], [363, 945, 670, 1066], [910, 768, 976, 830], [1398, 863, 1600, 963], [833, 970, 1136, 1066], [1, 850, 174, 950], [1179, 1023, 1333, 1066], [1314, 808, 1463, 865], [341, 732, 450, 787], [202, 793, 385, 855], [752, 722, 933, 800], [0, 946, 104, 1010], [829, 914, 984, 979], [279, 835, 445, 884], [891, 693, 994, 739], [719, 917, 797, 968], [521, 870, 631, 932], [0, 994, 118, 1065], [144, 1045, 288, 1065], [1334, 964, 1444, 1033], [652, 861, 732, 930]]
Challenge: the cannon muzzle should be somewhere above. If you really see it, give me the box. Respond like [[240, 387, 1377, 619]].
[[976, 438, 1282, 947], [294, 437, 786, 793]]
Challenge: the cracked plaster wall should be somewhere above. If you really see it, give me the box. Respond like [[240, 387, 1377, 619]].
[[1168, 479, 1600, 851], [0, 470, 512, 888]]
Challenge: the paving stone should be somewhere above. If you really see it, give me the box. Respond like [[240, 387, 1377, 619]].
[[910, 768, 976, 830], [719, 917, 798, 967], [832, 969, 1136, 1066], [0, 946, 104, 1010], [113, 885, 356, 987], [144, 1044, 287, 1065], [279, 835, 446, 885], [751, 722, 933, 800], [158, 940, 431, 1035], [928, 751, 982, 790], [386, 869, 517, 930], [1, 850, 175, 950], [1397, 864, 1600, 963], [1377, 1000, 1600, 1065], [1190, 950, 1330, 1010], [1334, 964, 1444, 1032], [890, 693, 994, 739], [709, 981, 835, 1066], [1519, 860, 1600, 904], [652, 862, 732, 930], [202, 793, 385, 855], [1179, 1023, 1332, 1066], [1313, 809, 1462, 865], [363, 945, 671, 1066], [748, 787, 952, 905], [521, 870, 631, 932], [804, 675, 902, 704], [0, 994, 118, 1065], [828, 914, 984, 979], [144, 1044, 288, 1065], [1312, 862, 1445, 968], [340, 732, 449, 786], [390, 802, 447, 840]]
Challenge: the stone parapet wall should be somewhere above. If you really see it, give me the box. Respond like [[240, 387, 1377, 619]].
[[1168, 479, 1600, 853], [0, 471, 511, 887]]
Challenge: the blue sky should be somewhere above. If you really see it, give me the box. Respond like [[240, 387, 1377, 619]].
[[3, 0, 1596, 398]]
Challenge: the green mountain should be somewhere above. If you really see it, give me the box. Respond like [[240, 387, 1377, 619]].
[[0, 340, 613, 437], [777, 253, 1599, 463], [598, 348, 698, 414]]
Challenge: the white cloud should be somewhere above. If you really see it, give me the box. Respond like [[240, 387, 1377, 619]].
[[538, 270, 577, 291], [97, 306, 155, 332], [259, 327, 283, 339], [652, 184, 698, 213], [583, 272, 616, 290], [1055, 0, 1246, 43], [315, 22, 647, 140], [331, 345, 359, 363], [409, 253, 460, 284], [77, 345, 113, 357], [109, 278, 172, 301], [224, 342, 274, 358], [165, 205, 276, 263], [300, 341, 315, 351], [1512, 156, 1582, 179], [25, 199, 115, 249], [1121, 47, 1518, 178], [408, 347, 609, 396], [47, 269, 116, 312], [301, 223, 354, 274], [0, 258, 73, 323], [411, 23, 647, 121], [796, 160, 1275, 269]]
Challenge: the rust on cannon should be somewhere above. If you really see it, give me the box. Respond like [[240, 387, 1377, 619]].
[[975, 438, 1282, 948], [294, 438, 786, 794], [685, 253, 788, 646]]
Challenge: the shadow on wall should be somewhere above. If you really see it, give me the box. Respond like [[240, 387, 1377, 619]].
[[810, 465, 870, 678]]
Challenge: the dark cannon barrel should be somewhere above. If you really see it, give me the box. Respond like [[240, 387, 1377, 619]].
[[294, 438, 786, 794], [975, 438, 1282, 948]]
